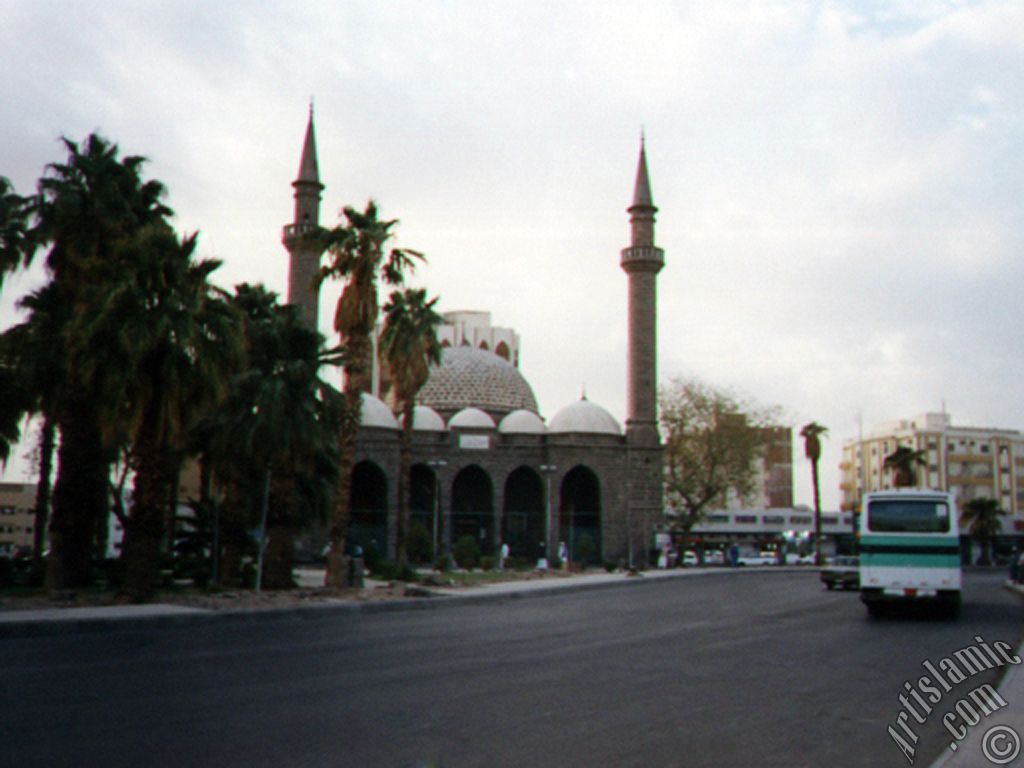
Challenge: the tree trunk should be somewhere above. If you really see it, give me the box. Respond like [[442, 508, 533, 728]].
[[47, 404, 108, 590], [122, 429, 172, 602], [32, 416, 55, 566], [325, 350, 367, 587], [262, 525, 295, 589], [396, 402, 414, 568], [811, 458, 823, 566]]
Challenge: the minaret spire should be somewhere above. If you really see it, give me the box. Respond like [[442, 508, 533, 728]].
[[283, 107, 327, 329], [296, 103, 321, 184], [631, 132, 654, 211]]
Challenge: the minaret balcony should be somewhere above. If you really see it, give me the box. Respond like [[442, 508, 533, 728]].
[[282, 222, 321, 244], [620, 245, 665, 271]]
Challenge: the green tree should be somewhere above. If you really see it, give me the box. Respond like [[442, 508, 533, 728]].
[[380, 287, 442, 567], [0, 176, 33, 286], [961, 497, 1006, 566], [661, 378, 778, 545], [30, 134, 174, 589], [317, 201, 423, 586], [883, 446, 927, 488], [210, 285, 341, 590], [72, 227, 242, 600], [0, 285, 64, 565], [800, 422, 828, 566]]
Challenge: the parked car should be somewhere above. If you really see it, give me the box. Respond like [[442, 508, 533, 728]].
[[705, 550, 725, 566], [682, 550, 699, 567], [737, 551, 776, 566], [820, 555, 860, 590]]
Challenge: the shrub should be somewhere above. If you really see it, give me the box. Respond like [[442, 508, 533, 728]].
[[479, 555, 495, 572], [374, 560, 418, 582], [604, 561, 617, 573], [452, 535, 481, 570], [406, 522, 434, 564], [434, 554, 452, 572]]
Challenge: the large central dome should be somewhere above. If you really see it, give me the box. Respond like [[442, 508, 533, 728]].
[[417, 347, 539, 420]]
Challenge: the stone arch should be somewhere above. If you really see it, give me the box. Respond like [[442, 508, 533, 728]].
[[441, 339, 452, 348], [559, 465, 602, 565], [409, 463, 437, 548], [350, 460, 388, 559], [479, 340, 490, 351], [451, 465, 494, 557], [502, 466, 545, 560], [495, 341, 511, 361]]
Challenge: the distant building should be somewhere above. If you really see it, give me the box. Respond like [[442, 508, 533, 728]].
[[839, 412, 1024, 533], [0, 482, 36, 556], [719, 426, 794, 510]]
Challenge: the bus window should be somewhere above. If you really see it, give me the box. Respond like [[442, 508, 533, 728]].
[[866, 500, 950, 533]]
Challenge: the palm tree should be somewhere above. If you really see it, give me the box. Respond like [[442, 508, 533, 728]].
[[380, 288, 442, 567], [72, 227, 242, 600], [0, 176, 33, 286], [207, 284, 341, 590], [317, 201, 423, 586], [961, 497, 1006, 566], [800, 422, 828, 565], [30, 134, 174, 589], [0, 285, 64, 566], [883, 446, 927, 488]]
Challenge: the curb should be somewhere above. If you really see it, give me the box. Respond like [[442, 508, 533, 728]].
[[0, 566, 800, 638]]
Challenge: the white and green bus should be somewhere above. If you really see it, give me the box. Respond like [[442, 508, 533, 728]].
[[858, 490, 962, 618]]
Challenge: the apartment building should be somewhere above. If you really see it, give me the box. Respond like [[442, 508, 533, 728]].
[[839, 412, 1024, 532]]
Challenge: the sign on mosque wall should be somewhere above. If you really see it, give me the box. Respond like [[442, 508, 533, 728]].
[[459, 435, 490, 450]]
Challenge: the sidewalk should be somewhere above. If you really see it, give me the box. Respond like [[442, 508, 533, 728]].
[[929, 581, 1024, 768]]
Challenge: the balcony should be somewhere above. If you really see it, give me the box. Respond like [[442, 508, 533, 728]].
[[282, 222, 321, 242]]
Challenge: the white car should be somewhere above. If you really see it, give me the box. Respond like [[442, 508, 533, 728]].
[[737, 551, 776, 566], [682, 550, 699, 567]]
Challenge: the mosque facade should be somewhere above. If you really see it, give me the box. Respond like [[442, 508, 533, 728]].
[[283, 112, 664, 566]]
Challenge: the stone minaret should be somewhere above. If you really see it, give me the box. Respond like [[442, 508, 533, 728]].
[[620, 137, 664, 564], [621, 137, 664, 445], [282, 107, 326, 329]]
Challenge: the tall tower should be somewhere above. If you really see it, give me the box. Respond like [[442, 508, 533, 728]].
[[282, 107, 326, 329], [620, 137, 664, 564], [621, 136, 664, 445]]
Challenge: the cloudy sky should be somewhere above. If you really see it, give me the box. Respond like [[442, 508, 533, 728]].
[[1, 0, 1022, 510]]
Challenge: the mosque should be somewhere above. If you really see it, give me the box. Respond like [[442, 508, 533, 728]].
[[282, 112, 665, 566]]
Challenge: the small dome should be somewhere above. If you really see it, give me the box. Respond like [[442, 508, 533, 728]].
[[449, 407, 496, 430], [549, 399, 622, 435], [418, 347, 539, 419], [499, 409, 546, 434], [361, 393, 399, 430], [407, 405, 446, 432]]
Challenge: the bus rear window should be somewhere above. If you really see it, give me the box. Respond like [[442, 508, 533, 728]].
[[866, 500, 950, 533]]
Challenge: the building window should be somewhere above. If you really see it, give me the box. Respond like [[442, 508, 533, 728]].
[[735, 515, 757, 524]]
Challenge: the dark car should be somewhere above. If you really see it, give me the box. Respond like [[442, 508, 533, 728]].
[[820, 556, 860, 591]]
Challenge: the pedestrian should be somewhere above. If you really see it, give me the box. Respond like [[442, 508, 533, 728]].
[[500, 542, 510, 571]]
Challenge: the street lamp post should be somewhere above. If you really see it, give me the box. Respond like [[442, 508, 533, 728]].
[[427, 459, 448, 562], [540, 464, 557, 563]]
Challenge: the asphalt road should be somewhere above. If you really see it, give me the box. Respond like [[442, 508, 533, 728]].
[[1, 569, 1020, 768]]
